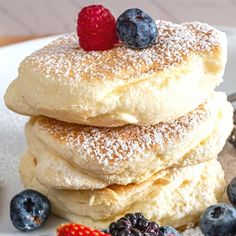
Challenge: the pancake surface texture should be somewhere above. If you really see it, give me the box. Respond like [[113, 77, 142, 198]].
[[20, 153, 225, 229], [25, 92, 233, 189], [5, 21, 227, 126]]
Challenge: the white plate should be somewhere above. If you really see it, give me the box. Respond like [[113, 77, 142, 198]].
[[0, 28, 236, 235]]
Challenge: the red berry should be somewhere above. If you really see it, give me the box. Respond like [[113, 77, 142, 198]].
[[77, 5, 118, 51], [57, 223, 110, 236]]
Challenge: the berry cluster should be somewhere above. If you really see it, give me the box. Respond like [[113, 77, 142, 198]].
[[108, 213, 179, 236], [200, 177, 236, 236], [228, 110, 236, 148], [77, 5, 158, 51]]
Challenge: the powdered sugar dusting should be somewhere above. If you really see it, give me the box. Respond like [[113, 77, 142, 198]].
[[22, 20, 224, 83], [182, 227, 203, 236], [36, 100, 210, 167]]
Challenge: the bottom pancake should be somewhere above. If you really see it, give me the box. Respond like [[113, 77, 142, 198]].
[[20, 152, 225, 230]]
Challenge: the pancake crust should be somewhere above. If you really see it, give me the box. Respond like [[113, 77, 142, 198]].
[[4, 21, 227, 126], [20, 153, 225, 230], [25, 92, 233, 189]]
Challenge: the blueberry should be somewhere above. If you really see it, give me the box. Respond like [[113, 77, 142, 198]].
[[228, 177, 236, 208], [10, 189, 51, 232], [160, 225, 180, 236], [199, 203, 236, 236], [116, 8, 158, 49]]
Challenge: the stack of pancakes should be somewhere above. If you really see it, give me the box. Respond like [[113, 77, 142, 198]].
[[4, 20, 233, 230]]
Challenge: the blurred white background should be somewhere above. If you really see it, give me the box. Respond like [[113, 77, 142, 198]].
[[0, 0, 236, 36]]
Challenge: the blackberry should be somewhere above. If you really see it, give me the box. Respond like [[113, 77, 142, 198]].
[[125, 213, 137, 226], [116, 8, 158, 49], [118, 228, 130, 236], [130, 228, 142, 236], [108, 213, 162, 235], [117, 219, 132, 230], [10, 189, 51, 232], [137, 218, 149, 230], [228, 110, 236, 148], [135, 212, 145, 220], [144, 221, 162, 234]]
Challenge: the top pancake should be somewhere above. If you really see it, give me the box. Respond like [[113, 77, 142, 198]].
[[4, 20, 227, 126]]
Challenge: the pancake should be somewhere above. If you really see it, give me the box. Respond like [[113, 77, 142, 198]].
[[25, 92, 233, 189], [20, 153, 225, 229], [5, 20, 227, 127]]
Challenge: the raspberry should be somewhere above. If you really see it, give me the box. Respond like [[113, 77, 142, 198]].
[[77, 5, 118, 51], [57, 223, 110, 236]]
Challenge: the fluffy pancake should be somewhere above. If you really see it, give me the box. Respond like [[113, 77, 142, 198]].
[[20, 153, 225, 229], [25, 92, 233, 189], [5, 21, 227, 127]]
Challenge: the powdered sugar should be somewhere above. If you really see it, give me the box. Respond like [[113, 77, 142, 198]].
[[23, 20, 224, 84], [0, 108, 27, 186], [37, 100, 209, 167], [182, 227, 203, 236]]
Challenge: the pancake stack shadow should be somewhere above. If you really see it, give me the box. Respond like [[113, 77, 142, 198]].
[[4, 20, 233, 230]]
